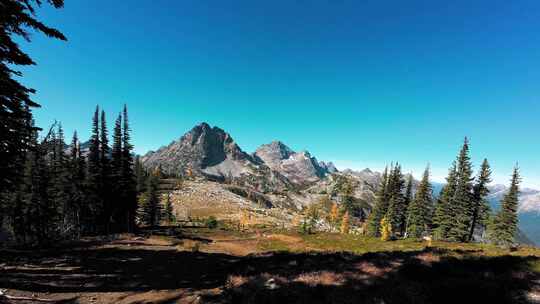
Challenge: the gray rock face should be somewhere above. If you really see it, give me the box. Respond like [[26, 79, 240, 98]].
[[488, 185, 540, 246], [64, 140, 92, 157], [141, 122, 253, 177], [341, 168, 382, 186], [141, 124, 337, 187], [254, 141, 294, 168], [488, 186, 540, 214], [319, 161, 338, 174], [254, 141, 335, 184]]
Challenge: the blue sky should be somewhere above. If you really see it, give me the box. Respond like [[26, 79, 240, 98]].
[[17, 0, 540, 187]]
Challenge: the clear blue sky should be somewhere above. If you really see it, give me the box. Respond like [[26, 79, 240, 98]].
[[18, 0, 540, 187]]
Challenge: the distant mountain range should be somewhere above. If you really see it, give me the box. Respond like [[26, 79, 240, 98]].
[[140, 122, 539, 246], [141, 122, 337, 188], [487, 186, 540, 245]]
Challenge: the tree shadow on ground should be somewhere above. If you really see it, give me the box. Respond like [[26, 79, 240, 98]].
[[0, 241, 538, 303], [216, 248, 540, 304]]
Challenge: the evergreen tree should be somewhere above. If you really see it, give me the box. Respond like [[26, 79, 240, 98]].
[[50, 124, 70, 237], [110, 114, 123, 231], [85, 106, 102, 234], [10, 123, 40, 243], [19, 131, 42, 243], [406, 166, 433, 238], [65, 131, 86, 239], [385, 164, 406, 237], [433, 162, 458, 240], [448, 138, 474, 242], [163, 193, 174, 225], [402, 174, 414, 234], [489, 167, 520, 246], [24, 125, 60, 244], [135, 156, 147, 193], [339, 179, 365, 220], [111, 114, 123, 180], [99, 110, 113, 232], [137, 172, 161, 226], [468, 159, 492, 241], [11, 189, 27, 243], [367, 166, 389, 237], [5, 104, 138, 242], [121, 105, 137, 232], [0, 0, 66, 217]]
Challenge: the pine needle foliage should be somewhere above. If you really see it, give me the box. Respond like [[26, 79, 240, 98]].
[[489, 167, 520, 246], [406, 166, 433, 238]]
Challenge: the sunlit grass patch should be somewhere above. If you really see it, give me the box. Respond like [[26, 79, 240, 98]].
[[293, 271, 346, 286], [300, 233, 426, 254], [529, 260, 540, 273], [257, 238, 291, 252]]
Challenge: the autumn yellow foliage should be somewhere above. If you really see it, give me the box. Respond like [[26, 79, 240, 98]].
[[330, 202, 339, 225], [340, 211, 350, 234], [380, 216, 392, 241]]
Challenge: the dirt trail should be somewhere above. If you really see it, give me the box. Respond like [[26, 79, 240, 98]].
[[1, 230, 538, 304]]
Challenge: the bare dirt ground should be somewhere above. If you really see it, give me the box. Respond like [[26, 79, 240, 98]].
[[1, 228, 539, 304]]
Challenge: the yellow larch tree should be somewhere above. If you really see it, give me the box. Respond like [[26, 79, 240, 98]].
[[340, 211, 350, 234]]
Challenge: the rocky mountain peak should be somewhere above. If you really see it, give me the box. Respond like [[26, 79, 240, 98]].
[[319, 161, 338, 173], [254, 141, 294, 166], [142, 123, 337, 186], [254, 142, 334, 184], [141, 122, 251, 176], [297, 150, 312, 158]]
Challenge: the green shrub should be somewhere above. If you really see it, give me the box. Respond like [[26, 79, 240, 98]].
[[205, 216, 218, 229]]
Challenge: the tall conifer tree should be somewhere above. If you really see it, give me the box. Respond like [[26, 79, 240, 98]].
[[66, 131, 86, 238], [406, 166, 432, 238], [137, 171, 161, 227], [121, 105, 136, 232], [367, 166, 389, 237], [448, 138, 474, 242], [385, 164, 406, 237], [433, 162, 457, 240], [111, 114, 123, 179], [86, 106, 102, 233], [11, 122, 40, 243], [402, 174, 414, 234], [110, 114, 123, 231], [489, 167, 520, 246], [163, 193, 174, 225], [99, 110, 112, 232], [0, 0, 66, 213], [468, 159, 492, 241], [135, 156, 147, 194], [23, 124, 59, 244], [51, 124, 70, 237]]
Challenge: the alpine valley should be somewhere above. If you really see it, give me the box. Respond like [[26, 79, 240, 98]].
[[140, 122, 540, 245]]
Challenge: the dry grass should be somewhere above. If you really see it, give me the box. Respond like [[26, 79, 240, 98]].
[[2, 229, 540, 304], [226, 275, 249, 289], [293, 271, 346, 286]]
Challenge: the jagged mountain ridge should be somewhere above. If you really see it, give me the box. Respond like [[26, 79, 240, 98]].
[[488, 186, 540, 214], [140, 122, 538, 246], [487, 185, 540, 245], [254, 141, 337, 184], [141, 123, 336, 187], [142, 123, 254, 177]]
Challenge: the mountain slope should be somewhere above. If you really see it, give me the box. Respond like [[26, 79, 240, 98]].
[[140, 122, 538, 246], [142, 123, 336, 187], [254, 141, 336, 184], [141, 123, 256, 177], [488, 185, 540, 245]]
